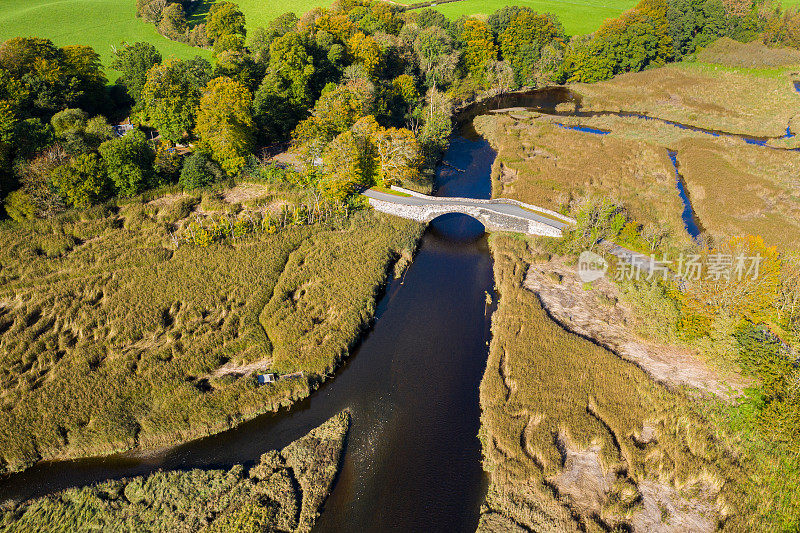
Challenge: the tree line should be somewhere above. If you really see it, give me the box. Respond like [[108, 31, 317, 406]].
[[1, 0, 798, 220]]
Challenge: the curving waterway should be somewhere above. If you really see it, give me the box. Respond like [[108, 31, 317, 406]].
[[0, 86, 786, 528], [0, 94, 545, 532]]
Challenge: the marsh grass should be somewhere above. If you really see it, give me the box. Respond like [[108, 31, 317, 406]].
[[479, 235, 766, 531], [696, 37, 800, 69], [0, 411, 349, 533], [675, 137, 800, 249], [0, 185, 421, 472], [475, 114, 690, 245], [574, 63, 799, 137]]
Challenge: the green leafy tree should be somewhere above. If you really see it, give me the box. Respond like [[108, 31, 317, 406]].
[[179, 151, 222, 189], [413, 26, 459, 87], [499, 11, 565, 87], [0, 38, 106, 113], [111, 42, 163, 105], [51, 153, 109, 208], [206, 1, 247, 43], [141, 59, 210, 142], [99, 129, 156, 196], [253, 32, 316, 140], [195, 77, 255, 175]]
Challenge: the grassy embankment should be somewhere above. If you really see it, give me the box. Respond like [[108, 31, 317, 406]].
[[0, 411, 349, 532], [480, 235, 756, 532], [0, 0, 211, 78], [0, 182, 421, 474]]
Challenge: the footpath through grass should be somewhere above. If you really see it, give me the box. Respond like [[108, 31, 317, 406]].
[[0, 0, 211, 76]]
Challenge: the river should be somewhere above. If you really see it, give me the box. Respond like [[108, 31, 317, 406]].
[[0, 107, 511, 533], [0, 87, 728, 529]]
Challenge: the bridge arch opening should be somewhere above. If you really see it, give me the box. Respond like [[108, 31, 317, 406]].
[[428, 212, 486, 242]]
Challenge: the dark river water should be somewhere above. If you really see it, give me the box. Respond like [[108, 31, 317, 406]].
[[1, 85, 772, 528], [0, 109, 506, 532]]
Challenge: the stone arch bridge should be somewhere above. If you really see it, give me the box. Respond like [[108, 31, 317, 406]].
[[363, 187, 575, 237]]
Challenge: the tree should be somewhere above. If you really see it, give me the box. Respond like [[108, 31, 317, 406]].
[[559, 35, 617, 83], [111, 42, 163, 105], [292, 79, 375, 164], [667, 0, 728, 57], [51, 153, 109, 208], [179, 151, 222, 189], [141, 59, 210, 142], [499, 11, 565, 87], [195, 77, 255, 175], [249, 12, 300, 64], [51, 109, 111, 154], [0, 38, 106, 113], [459, 19, 498, 77], [206, 2, 247, 43], [253, 32, 316, 140], [373, 123, 420, 186], [413, 26, 458, 87], [158, 3, 188, 40], [349, 32, 383, 78], [99, 129, 156, 196]]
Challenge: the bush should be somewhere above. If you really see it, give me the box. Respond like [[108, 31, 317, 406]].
[[179, 151, 222, 190]]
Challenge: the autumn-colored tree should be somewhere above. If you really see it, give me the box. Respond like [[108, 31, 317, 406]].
[[680, 236, 782, 327], [195, 77, 255, 175], [293, 79, 375, 164], [349, 32, 383, 78], [206, 1, 247, 43], [0, 38, 106, 113], [51, 153, 109, 208], [499, 11, 565, 87], [459, 19, 498, 77]]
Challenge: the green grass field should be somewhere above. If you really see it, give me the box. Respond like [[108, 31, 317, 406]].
[[431, 0, 638, 35], [0, 0, 211, 77]]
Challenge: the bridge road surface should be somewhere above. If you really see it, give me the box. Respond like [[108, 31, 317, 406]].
[[362, 188, 573, 232]]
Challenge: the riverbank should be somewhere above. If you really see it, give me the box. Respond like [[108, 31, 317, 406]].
[[0, 182, 422, 474], [0, 411, 349, 532], [479, 235, 755, 531]]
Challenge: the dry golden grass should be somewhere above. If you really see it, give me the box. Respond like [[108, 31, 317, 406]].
[[675, 137, 800, 249], [697, 37, 800, 69], [573, 63, 799, 137], [474, 113, 690, 245], [0, 185, 421, 472], [1, 412, 349, 533], [478, 235, 765, 532]]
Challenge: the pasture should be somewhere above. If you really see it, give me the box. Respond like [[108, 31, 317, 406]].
[[430, 0, 639, 35], [0, 0, 211, 76]]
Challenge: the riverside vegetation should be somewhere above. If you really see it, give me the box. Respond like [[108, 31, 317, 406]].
[[0, 181, 419, 472], [0, 411, 349, 532], [476, 39, 800, 531]]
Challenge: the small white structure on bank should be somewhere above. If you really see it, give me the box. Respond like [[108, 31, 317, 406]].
[[257, 373, 278, 385]]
